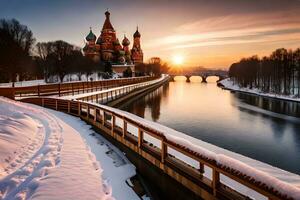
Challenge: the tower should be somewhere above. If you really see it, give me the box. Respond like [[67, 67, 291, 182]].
[[122, 35, 132, 64], [99, 10, 117, 62], [83, 28, 100, 62], [131, 27, 143, 64]]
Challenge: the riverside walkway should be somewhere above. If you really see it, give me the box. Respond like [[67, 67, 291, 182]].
[[1, 75, 300, 200]]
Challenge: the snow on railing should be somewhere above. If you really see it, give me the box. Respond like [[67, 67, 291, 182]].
[[83, 102, 300, 200], [0, 76, 156, 100], [20, 75, 300, 200], [69, 75, 168, 103]]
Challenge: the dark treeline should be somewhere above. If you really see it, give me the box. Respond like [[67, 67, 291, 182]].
[[0, 18, 103, 83], [0, 19, 36, 82], [36, 41, 101, 82], [229, 48, 300, 96], [135, 57, 169, 76]]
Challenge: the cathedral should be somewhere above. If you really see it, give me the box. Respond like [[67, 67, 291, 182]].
[[83, 11, 143, 66]]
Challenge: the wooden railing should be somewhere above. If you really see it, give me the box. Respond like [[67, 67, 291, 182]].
[[0, 76, 155, 100], [76, 76, 169, 104], [21, 97, 295, 200]]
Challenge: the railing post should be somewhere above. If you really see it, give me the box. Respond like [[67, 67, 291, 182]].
[[212, 168, 220, 197], [55, 99, 58, 110], [58, 84, 61, 97], [67, 101, 70, 113], [102, 111, 105, 125], [161, 137, 167, 163], [122, 119, 127, 138], [78, 103, 81, 116], [72, 83, 74, 95], [37, 85, 40, 96], [87, 105, 90, 118], [111, 115, 115, 135], [41, 98, 44, 107], [138, 128, 143, 148], [94, 108, 97, 122], [82, 82, 84, 94], [199, 162, 205, 174]]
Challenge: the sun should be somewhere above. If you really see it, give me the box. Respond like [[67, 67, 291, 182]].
[[172, 55, 184, 65]]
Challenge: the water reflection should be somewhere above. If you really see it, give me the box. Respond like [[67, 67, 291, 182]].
[[119, 76, 300, 174], [235, 93, 300, 117], [119, 84, 169, 121]]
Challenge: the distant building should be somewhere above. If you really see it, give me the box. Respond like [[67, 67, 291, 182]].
[[83, 11, 143, 67]]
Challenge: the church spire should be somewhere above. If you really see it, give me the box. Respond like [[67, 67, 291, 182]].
[[102, 9, 114, 30], [133, 26, 141, 38]]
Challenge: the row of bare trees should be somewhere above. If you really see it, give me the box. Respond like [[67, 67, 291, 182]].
[[0, 18, 103, 83], [0, 19, 37, 82], [135, 57, 170, 76], [229, 48, 300, 96], [35, 41, 100, 82]]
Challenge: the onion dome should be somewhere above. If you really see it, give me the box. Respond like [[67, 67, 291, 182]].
[[86, 28, 96, 41], [122, 35, 130, 46], [133, 26, 141, 38]]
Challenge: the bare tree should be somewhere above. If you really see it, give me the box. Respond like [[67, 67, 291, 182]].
[[229, 47, 300, 96], [0, 18, 35, 82]]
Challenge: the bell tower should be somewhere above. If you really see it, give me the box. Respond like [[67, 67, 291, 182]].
[[131, 26, 143, 64]]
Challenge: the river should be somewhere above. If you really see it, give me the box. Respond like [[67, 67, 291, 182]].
[[118, 76, 300, 175]]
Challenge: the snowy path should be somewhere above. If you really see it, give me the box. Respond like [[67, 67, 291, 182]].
[[46, 109, 141, 200], [0, 98, 113, 200]]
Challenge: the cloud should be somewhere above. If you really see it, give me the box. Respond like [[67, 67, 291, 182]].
[[144, 10, 300, 51]]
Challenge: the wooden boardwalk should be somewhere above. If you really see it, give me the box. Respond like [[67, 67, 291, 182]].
[[18, 76, 296, 200], [0, 76, 155, 99]]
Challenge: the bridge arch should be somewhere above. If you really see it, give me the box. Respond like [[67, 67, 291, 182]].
[[170, 74, 226, 83]]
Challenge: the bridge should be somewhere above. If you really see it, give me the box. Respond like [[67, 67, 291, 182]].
[[0, 76, 298, 200], [170, 69, 228, 82]]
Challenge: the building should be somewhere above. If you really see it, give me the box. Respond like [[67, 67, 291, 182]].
[[83, 11, 143, 69]]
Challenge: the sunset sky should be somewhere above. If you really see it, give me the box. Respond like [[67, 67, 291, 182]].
[[1, 0, 300, 68]]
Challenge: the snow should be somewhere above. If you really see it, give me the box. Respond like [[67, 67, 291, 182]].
[[86, 101, 300, 199], [0, 80, 46, 88], [61, 75, 167, 101], [220, 78, 300, 102], [0, 72, 121, 88], [46, 109, 140, 200], [0, 97, 115, 200], [0, 102, 41, 176]]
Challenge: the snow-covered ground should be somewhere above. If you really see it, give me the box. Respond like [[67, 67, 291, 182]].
[[0, 97, 141, 200], [46, 109, 142, 200], [0, 72, 120, 88], [220, 78, 300, 102]]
